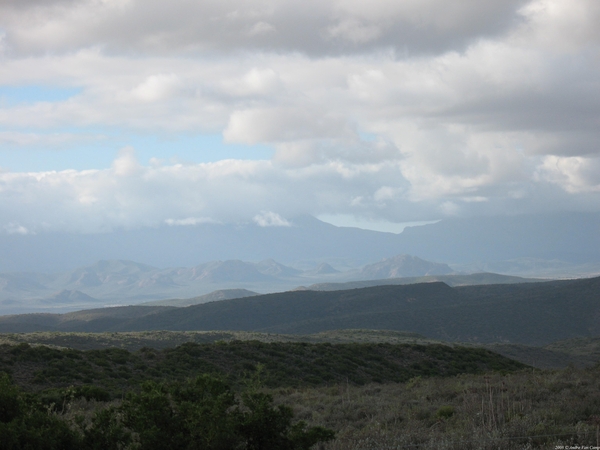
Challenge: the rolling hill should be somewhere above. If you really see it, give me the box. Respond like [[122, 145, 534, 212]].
[[1, 276, 599, 346], [0, 340, 527, 392]]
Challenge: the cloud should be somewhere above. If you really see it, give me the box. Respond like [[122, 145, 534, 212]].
[[0, 0, 528, 56], [224, 108, 353, 145], [4, 222, 32, 235], [0, 131, 100, 147], [131, 73, 182, 102], [0, 149, 592, 235], [165, 217, 218, 226], [248, 21, 276, 37], [0, 0, 599, 232], [253, 211, 291, 227], [0, 154, 422, 233], [327, 19, 382, 44], [220, 67, 283, 98], [112, 147, 141, 176], [538, 155, 600, 193]]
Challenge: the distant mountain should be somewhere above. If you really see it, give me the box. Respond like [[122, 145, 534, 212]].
[[41, 290, 98, 304], [63, 260, 157, 283], [454, 258, 600, 278], [360, 254, 453, 279], [0, 212, 598, 275], [0, 255, 470, 314], [3, 276, 600, 346], [143, 289, 258, 307], [0, 273, 55, 293], [187, 260, 274, 283], [311, 263, 339, 275], [305, 273, 544, 291], [254, 259, 302, 277]]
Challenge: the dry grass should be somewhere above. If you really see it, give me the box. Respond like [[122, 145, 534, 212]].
[[272, 367, 600, 449], [15, 364, 600, 449]]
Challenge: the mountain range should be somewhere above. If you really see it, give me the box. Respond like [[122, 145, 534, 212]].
[[1, 212, 599, 277], [0, 254, 458, 314], [2, 276, 599, 346]]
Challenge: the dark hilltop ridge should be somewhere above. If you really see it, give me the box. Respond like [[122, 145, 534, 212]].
[[2, 276, 599, 346]]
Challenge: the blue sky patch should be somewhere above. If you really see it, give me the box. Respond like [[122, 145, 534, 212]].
[[0, 128, 274, 172], [0, 85, 82, 105]]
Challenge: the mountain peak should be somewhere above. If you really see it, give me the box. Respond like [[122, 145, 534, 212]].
[[360, 254, 453, 279]]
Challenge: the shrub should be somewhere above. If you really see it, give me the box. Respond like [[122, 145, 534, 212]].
[[117, 375, 335, 450], [436, 405, 455, 419], [0, 373, 82, 450]]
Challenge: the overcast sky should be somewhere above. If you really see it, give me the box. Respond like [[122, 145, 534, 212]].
[[0, 0, 599, 235]]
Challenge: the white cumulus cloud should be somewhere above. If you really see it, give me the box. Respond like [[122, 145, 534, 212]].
[[0, 0, 599, 232], [253, 211, 291, 227]]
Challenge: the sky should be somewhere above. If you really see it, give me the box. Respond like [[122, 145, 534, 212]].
[[0, 0, 599, 235]]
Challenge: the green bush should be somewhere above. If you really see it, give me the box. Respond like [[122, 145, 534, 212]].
[[436, 405, 455, 419], [0, 372, 82, 450], [118, 375, 335, 450], [0, 371, 334, 450]]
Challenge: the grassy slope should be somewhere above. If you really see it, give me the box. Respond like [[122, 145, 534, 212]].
[[3, 341, 599, 449], [274, 366, 600, 449], [0, 340, 526, 394], [0, 329, 437, 351], [2, 327, 597, 370]]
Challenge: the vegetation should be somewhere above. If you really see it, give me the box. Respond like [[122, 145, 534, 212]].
[[3, 274, 600, 448], [0, 372, 334, 450], [0, 329, 439, 352], [1, 329, 596, 369], [274, 366, 600, 449], [0, 341, 526, 395], [4, 355, 600, 448]]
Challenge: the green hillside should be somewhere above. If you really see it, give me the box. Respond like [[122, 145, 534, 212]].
[[0, 341, 526, 394], [2, 328, 595, 369], [0, 329, 436, 351]]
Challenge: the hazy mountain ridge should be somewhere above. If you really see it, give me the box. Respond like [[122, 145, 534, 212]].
[[1, 211, 599, 314], [142, 289, 259, 307], [1, 212, 599, 275], [359, 255, 453, 279], [0, 254, 460, 314], [41, 290, 98, 305], [2, 276, 600, 346], [305, 272, 544, 291]]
